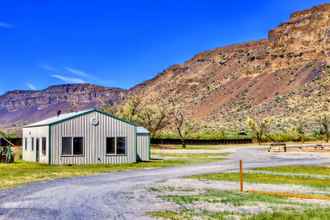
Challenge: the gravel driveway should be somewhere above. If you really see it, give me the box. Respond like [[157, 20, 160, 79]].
[[0, 147, 329, 220]]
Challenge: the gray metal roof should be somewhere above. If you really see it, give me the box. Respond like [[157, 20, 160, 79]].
[[24, 109, 95, 128], [24, 109, 149, 134], [137, 127, 150, 134]]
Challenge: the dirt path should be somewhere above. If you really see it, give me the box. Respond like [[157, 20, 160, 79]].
[[0, 147, 329, 220]]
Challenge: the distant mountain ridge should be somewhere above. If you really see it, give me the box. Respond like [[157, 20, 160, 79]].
[[0, 84, 126, 128]]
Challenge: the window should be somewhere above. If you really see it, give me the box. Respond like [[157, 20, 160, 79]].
[[73, 137, 83, 155], [31, 138, 34, 151], [106, 137, 116, 154], [61, 137, 84, 156], [24, 138, 27, 151], [42, 137, 47, 156], [106, 137, 126, 155], [117, 137, 126, 155], [62, 137, 72, 155]]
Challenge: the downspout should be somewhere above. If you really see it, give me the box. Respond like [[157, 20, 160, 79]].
[[135, 126, 137, 163], [149, 134, 151, 161], [48, 125, 51, 165]]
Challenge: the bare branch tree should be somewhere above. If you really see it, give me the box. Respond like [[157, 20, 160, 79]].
[[169, 98, 189, 148], [116, 95, 142, 123], [100, 104, 118, 115], [138, 103, 168, 136]]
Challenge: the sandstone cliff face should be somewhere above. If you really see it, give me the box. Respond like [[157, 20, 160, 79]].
[[130, 4, 330, 130], [0, 84, 126, 128]]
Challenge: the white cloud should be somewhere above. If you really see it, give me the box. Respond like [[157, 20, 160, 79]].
[[26, 83, 37, 90], [39, 64, 58, 72], [51, 74, 85, 84], [40, 64, 102, 85], [65, 67, 91, 78], [0, 22, 13, 29]]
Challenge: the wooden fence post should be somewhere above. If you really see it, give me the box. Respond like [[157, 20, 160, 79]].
[[240, 160, 243, 192]]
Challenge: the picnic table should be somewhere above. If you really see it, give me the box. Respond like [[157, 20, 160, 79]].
[[268, 142, 287, 152], [268, 143, 330, 152]]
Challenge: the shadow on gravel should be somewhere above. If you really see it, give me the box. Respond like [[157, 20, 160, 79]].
[[0, 207, 60, 219]]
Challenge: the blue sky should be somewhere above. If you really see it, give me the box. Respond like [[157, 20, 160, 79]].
[[0, 0, 328, 95]]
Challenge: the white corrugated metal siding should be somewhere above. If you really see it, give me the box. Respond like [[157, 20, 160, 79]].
[[137, 134, 150, 161], [50, 111, 136, 165], [22, 126, 49, 164]]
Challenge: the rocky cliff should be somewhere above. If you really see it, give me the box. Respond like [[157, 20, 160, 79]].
[[130, 4, 330, 130], [0, 84, 126, 128]]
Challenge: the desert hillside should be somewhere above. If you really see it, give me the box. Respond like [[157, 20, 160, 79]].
[[129, 4, 330, 130]]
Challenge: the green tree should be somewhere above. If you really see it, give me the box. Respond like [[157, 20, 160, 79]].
[[319, 114, 330, 143], [296, 119, 306, 143], [246, 116, 272, 144], [138, 104, 168, 137]]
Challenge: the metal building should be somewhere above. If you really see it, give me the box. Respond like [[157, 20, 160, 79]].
[[137, 127, 150, 161], [22, 109, 150, 165]]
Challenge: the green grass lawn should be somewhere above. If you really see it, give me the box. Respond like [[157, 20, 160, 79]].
[[190, 165, 330, 189], [191, 172, 330, 189], [0, 146, 228, 190], [149, 189, 330, 220], [153, 144, 254, 150], [255, 165, 330, 176], [150, 208, 330, 220], [160, 189, 287, 207], [149, 165, 330, 220]]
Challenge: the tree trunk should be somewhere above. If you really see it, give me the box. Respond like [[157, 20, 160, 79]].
[[257, 133, 262, 145], [181, 138, 186, 149], [177, 128, 186, 148]]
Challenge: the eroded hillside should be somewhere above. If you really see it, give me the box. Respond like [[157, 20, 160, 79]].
[[130, 4, 330, 130]]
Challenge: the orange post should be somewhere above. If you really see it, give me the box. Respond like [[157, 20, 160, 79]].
[[240, 160, 243, 192]]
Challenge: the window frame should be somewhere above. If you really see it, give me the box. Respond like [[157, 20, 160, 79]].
[[73, 137, 84, 156], [105, 136, 127, 156], [31, 137, 34, 151], [24, 138, 28, 151], [116, 137, 127, 155], [106, 137, 116, 155], [61, 137, 73, 156], [42, 137, 47, 156], [61, 137, 84, 157]]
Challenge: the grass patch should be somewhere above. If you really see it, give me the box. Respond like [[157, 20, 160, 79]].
[[152, 145, 224, 150], [191, 172, 330, 189], [153, 152, 228, 164], [247, 208, 330, 220], [152, 146, 228, 165], [255, 165, 330, 176], [250, 190, 330, 201], [151, 165, 330, 219], [149, 207, 330, 220], [162, 189, 286, 206], [148, 210, 183, 220], [0, 146, 229, 190], [0, 160, 177, 189], [150, 189, 303, 219]]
